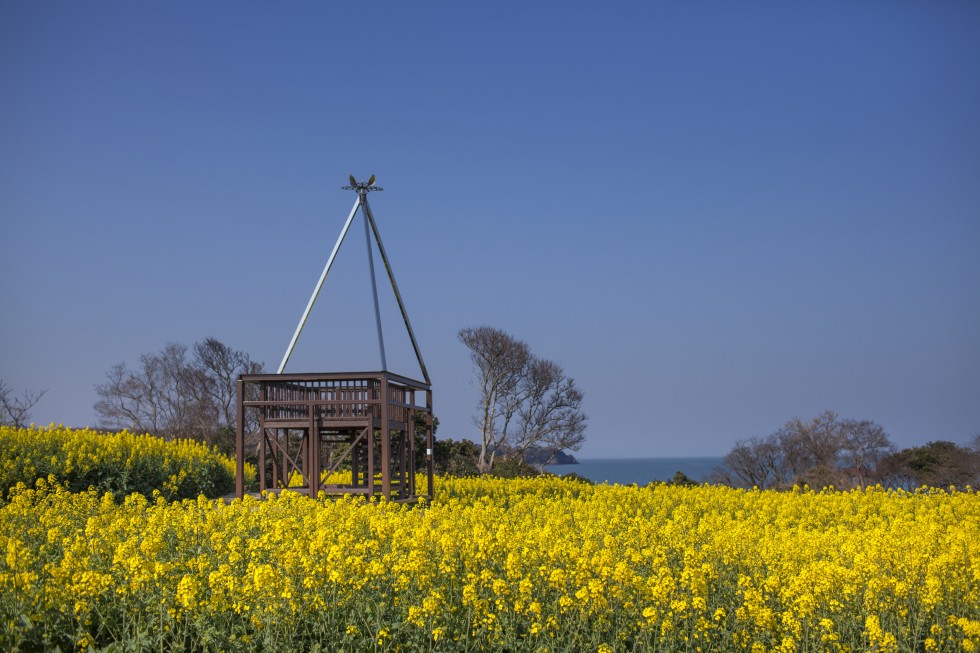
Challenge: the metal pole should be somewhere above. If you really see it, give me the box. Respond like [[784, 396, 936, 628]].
[[363, 202, 388, 370], [277, 196, 361, 374], [362, 197, 431, 385]]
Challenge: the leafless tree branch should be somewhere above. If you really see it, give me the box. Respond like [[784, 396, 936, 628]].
[[0, 379, 47, 428]]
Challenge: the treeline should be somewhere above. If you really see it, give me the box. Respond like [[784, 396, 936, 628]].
[[91, 327, 590, 479], [712, 410, 980, 490], [11, 342, 979, 490], [91, 338, 573, 479]]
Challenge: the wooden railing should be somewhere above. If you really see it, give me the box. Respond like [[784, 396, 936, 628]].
[[241, 372, 428, 425]]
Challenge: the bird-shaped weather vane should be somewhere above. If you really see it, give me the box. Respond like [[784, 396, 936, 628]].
[[343, 174, 383, 195]]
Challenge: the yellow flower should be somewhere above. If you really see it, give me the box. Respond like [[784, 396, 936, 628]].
[[175, 575, 198, 610], [2, 453, 979, 653]]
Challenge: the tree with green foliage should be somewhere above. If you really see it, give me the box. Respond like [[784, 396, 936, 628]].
[[877, 440, 980, 489], [665, 470, 698, 486], [438, 439, 481, 476]]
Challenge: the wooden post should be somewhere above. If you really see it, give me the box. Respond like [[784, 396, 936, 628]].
[[426, 389, 434, 501], [408, 401, 416, 499], [259, 429, 266, 493], [236, 378, 245, 499], [282, 430, 289, 489], [367, 425, 375, 498], [380, 373, 391, 500], [352, 429, 361, 488], [308, 405, 317, 499]]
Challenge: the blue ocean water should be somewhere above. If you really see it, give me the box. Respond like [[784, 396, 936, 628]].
[[544, 457, 724, 485]]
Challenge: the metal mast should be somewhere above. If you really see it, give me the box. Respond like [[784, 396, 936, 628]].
[[276, 175, 430, 384]]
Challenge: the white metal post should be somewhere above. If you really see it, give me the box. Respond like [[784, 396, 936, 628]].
[[277, 196, 361, 374]]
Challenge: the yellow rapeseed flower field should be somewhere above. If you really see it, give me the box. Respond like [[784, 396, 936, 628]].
[[0, 432, 978, 651], [0, 425, 253, 501]]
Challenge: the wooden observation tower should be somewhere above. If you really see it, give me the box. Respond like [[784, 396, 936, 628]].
[[235, 176, 433, 502]]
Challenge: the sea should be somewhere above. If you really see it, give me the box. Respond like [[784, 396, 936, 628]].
[[543, 457, 725, 485]]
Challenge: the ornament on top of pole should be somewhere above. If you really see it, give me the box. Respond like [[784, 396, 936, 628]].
[[343, 174, 383, 204]]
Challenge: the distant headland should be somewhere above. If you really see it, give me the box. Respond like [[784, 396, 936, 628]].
[[523, 446, 579, 466]]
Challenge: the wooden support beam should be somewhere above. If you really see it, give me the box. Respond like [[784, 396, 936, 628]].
[[381, 373, 391, 500], [427, 389, 434, 502]]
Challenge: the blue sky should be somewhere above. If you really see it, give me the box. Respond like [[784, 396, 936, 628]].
[[2, 1, 978, 457]]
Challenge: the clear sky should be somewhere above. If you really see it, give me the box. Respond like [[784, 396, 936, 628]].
[[2, 1, 978, 457]]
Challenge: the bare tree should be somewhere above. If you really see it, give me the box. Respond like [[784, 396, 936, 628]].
[[713, 411, 895, 489], [190, 338, 263, 451], [95, 363, 156, 434], [504, 358, 587, 462], [778, 410, 845, 478], [95, 343, 196, 436], [778, 411, 893, 487], [0, 379, 47, 428], [95, 338, 262, 452], [459, 326, 531, 473], [839, 418, 894, 485], [193, 338, 259, 427], [715, 433, 791, 489], [459, 326, 587, 474]]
